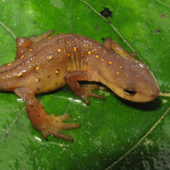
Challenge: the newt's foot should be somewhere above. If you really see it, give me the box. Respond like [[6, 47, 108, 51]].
[[41, 114, 80, 141], [80, 85, 105, 105]]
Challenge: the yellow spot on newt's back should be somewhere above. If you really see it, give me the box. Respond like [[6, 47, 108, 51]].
[[21, 55, 24, 59], [35, 66, 40, 71], [18, 73, 23, 77], [74, 47, 77, 52], [102, 59, 104, 61], [95, 55, 99, 58], [117, 72, 119, 75], [29, 49, 33, 52], [67, 53, 71, 57], [56, 70, 59, 74], [58, 49, 61, 53], [87, 51, 91, 55], [109, 61, 113, 65], [48, 55, 53, 60], [7, 63, 11, 66], [48, 37, 51, 39]]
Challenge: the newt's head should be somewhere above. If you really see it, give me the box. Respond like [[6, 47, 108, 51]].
[[111, 71, 159, 102], [98, 54, 159, 103]]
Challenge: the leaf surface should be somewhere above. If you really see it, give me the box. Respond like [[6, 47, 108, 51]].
[[0, 0, 170, 169]]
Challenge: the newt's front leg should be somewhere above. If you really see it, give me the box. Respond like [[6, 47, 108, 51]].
[[14, 87, 80, 141], [65, 71, 105, 104], [104, 38, 146, 67]]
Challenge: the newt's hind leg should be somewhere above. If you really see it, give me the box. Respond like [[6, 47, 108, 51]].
[[14, 87, 80, 141], [29, 30, 55, 42], [104, 38, 146, 67], [65, 71, 105, 105], [16, 37, 33, 59], [15, 30, 55, 59]]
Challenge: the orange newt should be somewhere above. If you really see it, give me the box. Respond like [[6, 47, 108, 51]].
[[0, 30, 159, 141]]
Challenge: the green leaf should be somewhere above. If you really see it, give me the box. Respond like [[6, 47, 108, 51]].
[[0, 0, 170, 169]]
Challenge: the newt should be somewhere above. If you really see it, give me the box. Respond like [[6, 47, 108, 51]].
[[0, 30, 159, 141]]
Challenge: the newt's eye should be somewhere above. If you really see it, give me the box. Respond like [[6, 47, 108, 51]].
[[124, 89, 136, 96]]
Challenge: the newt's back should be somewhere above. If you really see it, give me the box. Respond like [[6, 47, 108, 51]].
[[0, 31, 159, 102]]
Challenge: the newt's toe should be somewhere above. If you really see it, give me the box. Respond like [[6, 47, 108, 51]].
[[40, 114, 80, 141]]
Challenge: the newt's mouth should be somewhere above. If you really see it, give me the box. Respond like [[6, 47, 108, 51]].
[[122, 88, 159, 103], [112, 85, 159, 103]]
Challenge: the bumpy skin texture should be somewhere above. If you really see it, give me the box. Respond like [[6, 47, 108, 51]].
[[0, 30, 159, 141]]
